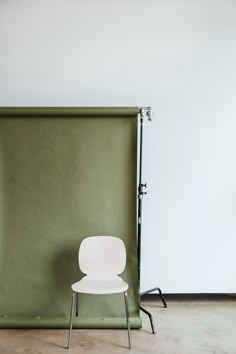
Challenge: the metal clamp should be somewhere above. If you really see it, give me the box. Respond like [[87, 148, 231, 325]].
[[140, 106, 152, 121], [138, 183, 147, 199]]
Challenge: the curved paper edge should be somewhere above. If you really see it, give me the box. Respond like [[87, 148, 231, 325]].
[[0, 316, 142, 329]]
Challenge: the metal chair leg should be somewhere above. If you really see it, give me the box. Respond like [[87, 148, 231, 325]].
[[67, 292, 76, 349], [124, 291, 131, 349], [76, 293, 79, 317]]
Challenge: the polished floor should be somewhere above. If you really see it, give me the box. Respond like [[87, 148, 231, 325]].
[[0, 296, 235, 354]]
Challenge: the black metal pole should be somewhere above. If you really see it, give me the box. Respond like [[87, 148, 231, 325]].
[[138, 107, 167, 335], [138, 114, 144, 288]]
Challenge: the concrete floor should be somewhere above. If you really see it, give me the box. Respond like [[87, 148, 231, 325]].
[[0, 297, 235, 354]]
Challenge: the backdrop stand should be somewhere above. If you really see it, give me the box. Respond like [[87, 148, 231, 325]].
[[138, 107, 167, 335]]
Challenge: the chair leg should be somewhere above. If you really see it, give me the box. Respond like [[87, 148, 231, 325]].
[[124, 291, 131, 349], [76, 292, 79, 317], [67, 292, 76, 349]]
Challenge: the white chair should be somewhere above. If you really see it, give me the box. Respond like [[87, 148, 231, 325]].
[[67, 236, 131, 349]]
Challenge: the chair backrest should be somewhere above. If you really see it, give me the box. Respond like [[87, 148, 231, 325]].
[[79, 236, 126, 277]]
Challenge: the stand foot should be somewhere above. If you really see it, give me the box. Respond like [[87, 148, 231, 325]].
[[139, 305, 156, 334], [139, 287, 167, 334], [140, 287, 167, 308]]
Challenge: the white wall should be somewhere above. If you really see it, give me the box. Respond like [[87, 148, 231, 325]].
[[1, 0, 236, 292]]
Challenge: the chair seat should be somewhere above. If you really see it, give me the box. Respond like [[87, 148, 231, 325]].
[[71, 275, 129, 294]]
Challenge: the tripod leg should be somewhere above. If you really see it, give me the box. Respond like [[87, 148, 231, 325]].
[[157, 287, 167, 308], [139, 305, 156, 335], [139, 287, 167, 334], [140, 287, 167, 308]]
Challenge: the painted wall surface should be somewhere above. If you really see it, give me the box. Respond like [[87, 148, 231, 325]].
[[0, 0, 236, 293]]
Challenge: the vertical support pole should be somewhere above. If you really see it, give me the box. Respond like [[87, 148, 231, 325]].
[[137, 107, 167, 335], [138, 107, 150, 289], [137, 113, 144, 289]]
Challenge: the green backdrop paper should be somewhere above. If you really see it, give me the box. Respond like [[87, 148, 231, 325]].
[[0, 107, 141, 328]]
